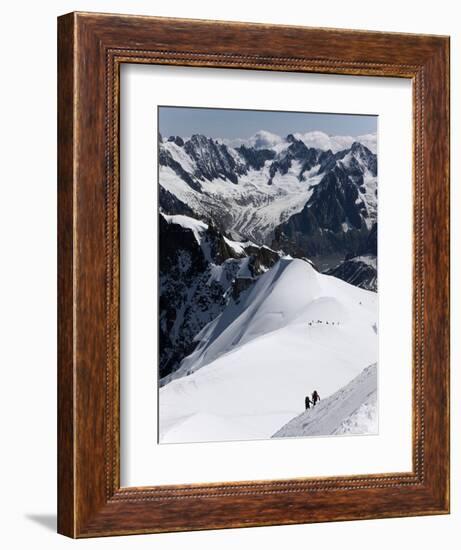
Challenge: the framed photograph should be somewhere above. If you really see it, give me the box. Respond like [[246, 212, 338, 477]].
[[58, 12, 450, 537]]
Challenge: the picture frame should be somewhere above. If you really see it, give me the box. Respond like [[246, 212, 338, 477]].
[[57, 12, 450, 537]]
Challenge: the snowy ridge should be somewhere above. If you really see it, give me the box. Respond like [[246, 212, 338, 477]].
[[162, 213, 208, 244], [159, 258, 377, 443], [168, 257, 376, 379], [273, 364, 377, 438]]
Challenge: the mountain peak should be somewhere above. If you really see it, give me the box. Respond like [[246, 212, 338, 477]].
[[189, 133, 210, 145], [183, 134, 247, 184], [350, 141, 371, 155], [167, 135, 184, 147]]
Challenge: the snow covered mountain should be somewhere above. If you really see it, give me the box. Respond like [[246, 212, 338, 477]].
[[159, 258, 378, 443], [159, 132, 377, 265], [159, 213, 280, 378], [271, 141, 377, 261], [273, 364, 377, 438]]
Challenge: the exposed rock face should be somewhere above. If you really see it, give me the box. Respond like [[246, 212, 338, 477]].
[[184, 134, 247, 184], [159, 214, 210, 378], [167, 135, 185, 147], [244, 245, 281, 276], [319, 141, 377, 177], [272, 143, 377, 260], [237, 145, 275, 170], [324, 221, 378, 291], [359, 222, 377, 256], [326, 254, 377, 292], [267, 135, 324, 184], [231, 277, 254, 301], [159, 185, 195, 217], [159, 214, 281, 378], [273, 166, 368, 258]]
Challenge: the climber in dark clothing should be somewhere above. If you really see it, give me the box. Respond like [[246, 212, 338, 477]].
[[305, 395, 313, 410], [312, 390, 320, 406]]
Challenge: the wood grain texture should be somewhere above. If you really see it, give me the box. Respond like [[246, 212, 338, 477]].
[[57, 13, 75, 538], [57, 11, 450, 538]]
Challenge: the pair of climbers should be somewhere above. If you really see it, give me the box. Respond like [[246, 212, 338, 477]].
[[305, 390, 320, 410]]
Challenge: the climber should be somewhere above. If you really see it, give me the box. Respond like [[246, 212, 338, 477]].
[[312, 390, 320, 406]]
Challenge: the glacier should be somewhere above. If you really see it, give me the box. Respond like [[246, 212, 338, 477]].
[[159, 133, 377, 252]]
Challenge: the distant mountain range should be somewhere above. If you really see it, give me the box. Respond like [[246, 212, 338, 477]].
[[159, 132, 377, 266]]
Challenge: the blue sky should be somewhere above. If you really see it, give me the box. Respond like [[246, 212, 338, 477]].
[[158, 106, 377, 140]]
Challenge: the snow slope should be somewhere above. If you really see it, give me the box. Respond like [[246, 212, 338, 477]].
[[334, 391, 377, 435], [273, 364, 377, 438], [159, 258, 378, 443]]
